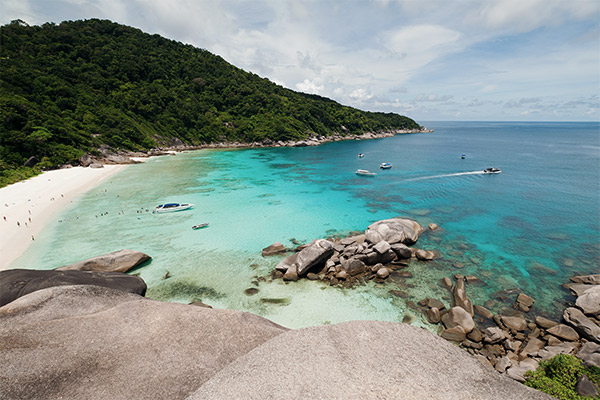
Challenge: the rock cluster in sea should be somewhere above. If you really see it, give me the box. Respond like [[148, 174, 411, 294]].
[[264, 218, 600, 390], [268, 217, 436, 286], [419, 272, 599, 387]]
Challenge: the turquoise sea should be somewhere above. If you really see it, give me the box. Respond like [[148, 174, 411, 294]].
[[12, 121, 600, 329]]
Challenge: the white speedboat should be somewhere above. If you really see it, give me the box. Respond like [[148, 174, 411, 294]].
[[192, 223, 209, 230], [356, 169, 377, 177], [380, 162, 392, 169], [153, 203, 194, 213], [483, 167, 501, 174]]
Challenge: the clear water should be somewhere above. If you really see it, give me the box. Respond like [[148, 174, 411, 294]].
[[12, 121, 600, 328]]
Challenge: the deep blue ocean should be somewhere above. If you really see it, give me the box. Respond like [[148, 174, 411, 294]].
[[13, 121, 600, 328]]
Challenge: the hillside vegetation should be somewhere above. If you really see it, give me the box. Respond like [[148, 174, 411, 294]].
[[0, 19, 420, 186]]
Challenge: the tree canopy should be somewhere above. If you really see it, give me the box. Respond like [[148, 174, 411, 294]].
[[0, 19, 420, 186]]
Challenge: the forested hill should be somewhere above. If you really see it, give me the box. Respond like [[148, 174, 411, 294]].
[[0, 19, 420, 184]]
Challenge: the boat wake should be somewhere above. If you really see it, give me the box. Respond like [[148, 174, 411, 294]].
[[405, 170, 486, 182]]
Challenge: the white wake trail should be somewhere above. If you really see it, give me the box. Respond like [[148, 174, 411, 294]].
[[405, 170, 485, 182]]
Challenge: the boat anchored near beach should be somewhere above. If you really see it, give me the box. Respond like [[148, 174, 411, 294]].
[[380, 162, 392, 169], [355, 169, 377, 177], [153, 203, 194, 213]]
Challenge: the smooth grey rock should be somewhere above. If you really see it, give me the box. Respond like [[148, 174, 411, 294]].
[[0, 285, 287, 400], [576, 286, 600, 316], [576, 374, 599, 398], [426, 307, 441, 324], [415, 249, 436, 260], [187, 321, 552, 400], [502, 316, 528, 332], [441, 306, 475, 334], [441, 326, 467, 342], [547, 324, 580, 341], [376, 268, 390, 279], [570, 274, 600, 285], [537, 342, 576, 361], [520, 337, 545, 359], [282, 264, 298, 281], [453, 277, 474, 316], [474, 305, 493, 319], [0, 269, 146, 307], [295, 239, 334, 276], [495, 356, 512, 373], [365, 218, 424, 245], [563, 283, 597, 297], [563, 307, 600, 343], [483, 327, 508, 344], [274, 252, 297, 272], [514, 293, 534, 312], [341, 258, 366, 276], [506, 358, 539, 382], [56, 249, 151, 273], [390, 243, 412, 259], [576, 342, 600, 368], [372, 240, 391, 255], [261, 242, 287, 256], [535, 316, 558, 329]]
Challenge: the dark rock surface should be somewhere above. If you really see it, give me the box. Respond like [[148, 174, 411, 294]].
[[56, 249, 151, 272], [0, 269, 146, 307]]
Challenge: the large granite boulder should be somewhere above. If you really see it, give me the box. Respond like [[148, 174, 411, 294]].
[[365, 218, 424, 245], [453, 277, 474, 316], [441, 306, 475, 334], [341, 258, 367, 276], [0, 285, 287, 400], [295, 239, 334, 276], [0, 269, 146, 307], [563, 307, 600, 343], [186, 321, 551, 400], [576, 286, 600, 316], [56, 249, 151, 273]]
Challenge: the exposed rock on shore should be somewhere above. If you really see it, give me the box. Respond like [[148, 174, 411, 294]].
[[56, 249, 151, 272], [0, 285, 550, 400], [0, 269, 146, 307]]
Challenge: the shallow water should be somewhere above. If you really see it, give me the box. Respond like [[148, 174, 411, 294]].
[[13, 121, 600, 328]]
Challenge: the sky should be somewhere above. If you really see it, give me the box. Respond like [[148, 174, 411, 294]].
[[2, 0, 599, 122]]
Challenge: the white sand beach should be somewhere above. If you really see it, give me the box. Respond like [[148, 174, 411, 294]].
[[0, 165, 126, 270]]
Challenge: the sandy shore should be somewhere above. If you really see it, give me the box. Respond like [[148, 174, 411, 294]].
[[0, 165, 126, 270]]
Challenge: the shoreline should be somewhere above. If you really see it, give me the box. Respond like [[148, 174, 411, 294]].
[[0, 165, 126, 270], [0, 128, 430, 271]]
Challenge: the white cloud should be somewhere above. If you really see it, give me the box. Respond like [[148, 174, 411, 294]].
[[296, 79, 324, 94]]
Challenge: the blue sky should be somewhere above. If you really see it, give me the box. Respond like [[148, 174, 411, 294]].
[[2, 0, 599, 122]]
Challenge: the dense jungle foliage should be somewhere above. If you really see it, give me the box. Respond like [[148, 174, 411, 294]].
[[0, 19, 420, 186]]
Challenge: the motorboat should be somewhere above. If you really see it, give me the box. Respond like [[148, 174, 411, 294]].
[[358, 153, 364, 158], [461, 154, 466, 159], [192, 223, 209, 230], [483, 167, 501, 174], [380, 162, 392, 169], [153, 203, 194, 213], [356, 169, 377, 177]]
